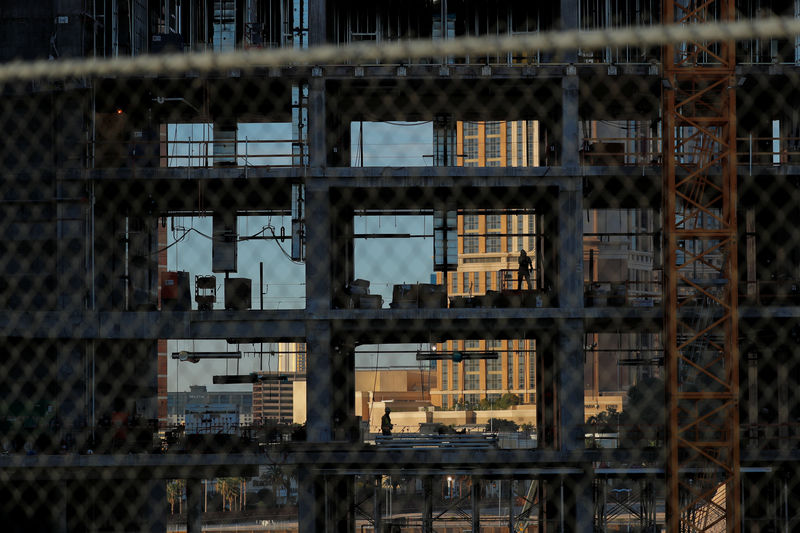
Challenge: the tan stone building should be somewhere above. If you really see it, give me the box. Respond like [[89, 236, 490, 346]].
[[293, 368, 624, 434], [434, 120, 541, 410], [432, 121, 660, 410], [293, 368, 434, 432]]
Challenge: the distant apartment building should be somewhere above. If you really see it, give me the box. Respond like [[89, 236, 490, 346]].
[[432, 121, 659, 409], [184, 403, 240, 434], [253, 343, 306, 424], [253, 374, 302, 424], [167, 385, 253, 426], [433, 120, 541, 409], [583, 208, 660, 395]]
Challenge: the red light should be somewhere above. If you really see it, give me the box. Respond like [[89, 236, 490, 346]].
[[116, 108, 123, 115]]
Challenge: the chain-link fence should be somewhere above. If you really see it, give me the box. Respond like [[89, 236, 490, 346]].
[[1, 2, 800, 532]]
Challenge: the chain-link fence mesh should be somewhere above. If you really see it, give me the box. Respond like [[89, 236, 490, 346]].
[[1, 3, 800, 532]]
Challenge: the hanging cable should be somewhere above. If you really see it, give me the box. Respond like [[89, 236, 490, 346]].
[[383, 120, 432, 126]]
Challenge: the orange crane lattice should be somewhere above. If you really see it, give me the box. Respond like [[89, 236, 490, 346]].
[[662, 1, 741, 532]]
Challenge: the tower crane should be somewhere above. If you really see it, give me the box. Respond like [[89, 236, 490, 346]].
[[662, 1, 740, 532]]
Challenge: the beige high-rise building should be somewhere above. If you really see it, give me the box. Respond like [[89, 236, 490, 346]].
[[433, 120, 540, 409], [432, 121, 660, 409], [253, 342, 306, 423], [277, 342, 306, 373]]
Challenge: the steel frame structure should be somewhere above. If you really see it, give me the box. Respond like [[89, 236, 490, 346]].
[[662, 1, 740, 532]]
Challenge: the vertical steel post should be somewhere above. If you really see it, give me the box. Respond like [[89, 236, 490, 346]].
[[471, 478, 481, 533], [374, 475, 383, 533], [423, 477, 433, 533], [186, 478, 202, 533]]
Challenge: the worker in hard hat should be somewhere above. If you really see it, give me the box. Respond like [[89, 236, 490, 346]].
[[381, 407, 393, 436], [518, 249, 533, 290]]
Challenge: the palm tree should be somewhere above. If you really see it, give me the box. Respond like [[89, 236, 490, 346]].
[[216, 477, 246, 511], [166, 480, 184, 515], [261, 465, 291, 505], [166, 482, 177, 514], [215, 478, 232, 511]]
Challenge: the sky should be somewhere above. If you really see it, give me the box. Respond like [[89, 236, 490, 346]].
[[167, 122, 435, 391]]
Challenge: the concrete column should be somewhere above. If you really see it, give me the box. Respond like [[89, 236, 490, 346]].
[[304, 178, 335, 441], [539, 209, 557, 295], [471, 478, 481, 532], [536, 335, 558, 449], [747, 352, 759, 449], [331, 206, 355, 308], [309, 0, 326, 46], [186, 478, 202, 533], [332, 343, 357, 442], [560, 0, 579, 169], [54, 88, 88, 169], [743, 472, 763, 533], [555, 166, 589, 529], [745, 209, 757, 299], [305, 181, 332, 315], [305, 320, 333, 442], [91, 189, 108, 312], [557, 181, 583, 309], [309, 78, 326, 168], [766, 477, 778, 533], [54, 482, 68, 533], [328, 475, 355, 533], [93, 205, 126, 310], [53, 0, 90, 57], [54, 87, 89, 326], [564, 474, 594, 533], [423, 477, 433, 533], [556, 177, 585, 452], [561, 76, 581, 171], [298, 466, 325, 532], [143, 478, 168, 533], [778, 352, 789, 451], [762, 347, 776, 444], [55, 340, 86, 450], [560, 0, 579, 30], [557, 320, 585, 451], [57, 177, 88, 310]]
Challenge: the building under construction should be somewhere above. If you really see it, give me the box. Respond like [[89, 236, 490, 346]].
[[1, 1, 800, 532]]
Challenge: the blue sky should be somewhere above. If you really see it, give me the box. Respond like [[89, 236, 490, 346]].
[[168, 122, 435, 390], [351, 121, 433, 167]]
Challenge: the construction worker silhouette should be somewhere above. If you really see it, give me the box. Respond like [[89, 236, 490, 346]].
[[518, 249, 533, 290], [381, 407, 393, 436]]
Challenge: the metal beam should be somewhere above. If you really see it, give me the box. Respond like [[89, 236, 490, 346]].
[[9, 305, 793, 342], [471, 478, 481, 532], [416, 350, 499, 361], [0, 308, 672, 340], [172, 351, 242, 361], [80, 164, 659, 183], [212, 373, 288, 384]]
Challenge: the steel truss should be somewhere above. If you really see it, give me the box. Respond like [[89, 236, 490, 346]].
[[594, 479, 657, 532], [663, 1, 740, 533]]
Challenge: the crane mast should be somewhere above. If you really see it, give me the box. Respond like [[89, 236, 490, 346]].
[[662, 1, 740, 532]]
